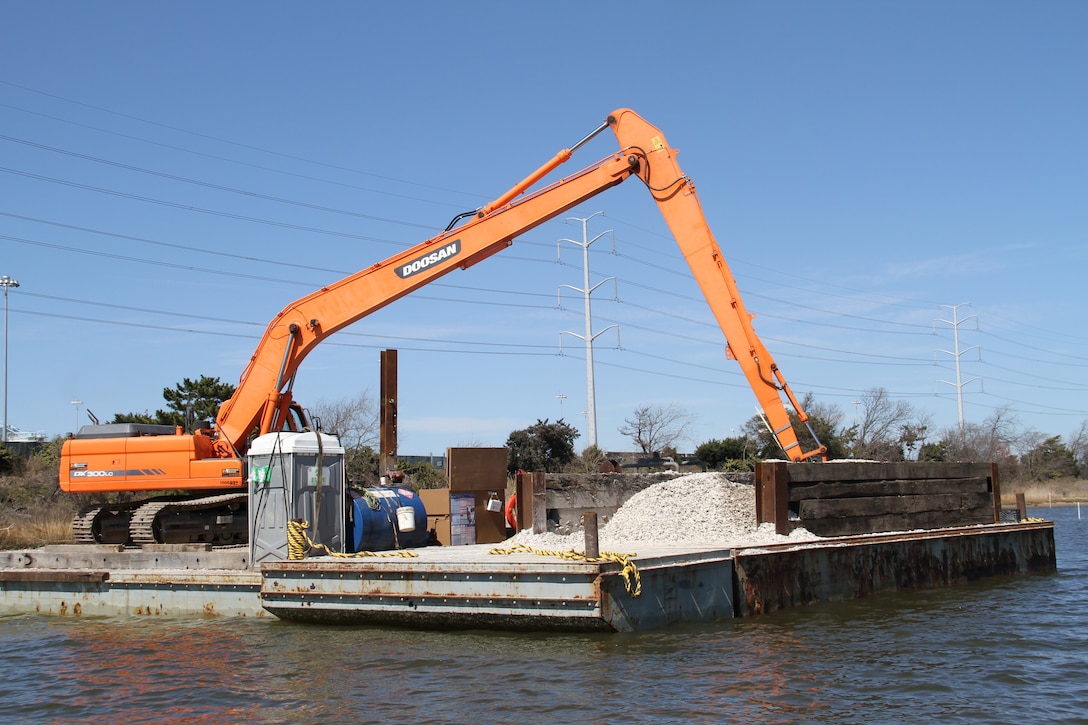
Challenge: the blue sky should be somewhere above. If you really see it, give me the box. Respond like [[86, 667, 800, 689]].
[[2, 1, 1086, 456]]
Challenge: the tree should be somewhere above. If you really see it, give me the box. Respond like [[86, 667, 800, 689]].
[[162, 376, 236, 430], [506, 418, 578, 474], [848, 388, 931, 461], [309, 391, 380, 486], [398, 459, 446, 489], [618, 404, 696, 454], [111, 412, 159, 425], [1069, 420, 1088, 473], [112, 375, 236, 431], [742, 393, 848, 460], [947, 407, 1021, 463], [565, 444, 609, 473], [308, 390, 378, 449], [1020, 436, 1080, 481], [918, 440, 948, 462], [0, 444, 17, 475], [694, 437, 751, 470]]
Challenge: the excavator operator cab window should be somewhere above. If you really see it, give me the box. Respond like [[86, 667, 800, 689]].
[[287, 402, 310, 432]]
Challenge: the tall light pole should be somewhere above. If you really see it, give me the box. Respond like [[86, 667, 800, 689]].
[[71, 399, 83, 433], [1, 275, 19, 444]]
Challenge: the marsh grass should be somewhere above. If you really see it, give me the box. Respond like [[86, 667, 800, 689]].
[[1002, 477, 1088, 507], [0, 498, 78, 550]]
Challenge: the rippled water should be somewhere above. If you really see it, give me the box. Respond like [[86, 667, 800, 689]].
[[2, 507, 1085, 724]]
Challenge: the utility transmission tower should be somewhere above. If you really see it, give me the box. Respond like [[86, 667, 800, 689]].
[[558, 212, 618, 449], [935, 302, 980, 442]]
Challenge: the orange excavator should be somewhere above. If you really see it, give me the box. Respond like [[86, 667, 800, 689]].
[[59, 108, 827, 546]]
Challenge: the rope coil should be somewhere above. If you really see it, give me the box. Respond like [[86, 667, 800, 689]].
[[287, 519, 419, 560], [487, 542, 641, 597]]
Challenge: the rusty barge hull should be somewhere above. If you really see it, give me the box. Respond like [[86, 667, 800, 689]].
[[0, 545, 264, 618], [732, 520, 1056, 617], [0, 522, 1056, 631], [261, 546, 736, 632]]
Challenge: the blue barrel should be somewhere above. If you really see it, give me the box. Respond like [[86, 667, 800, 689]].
[[349, 487, 429, 552]]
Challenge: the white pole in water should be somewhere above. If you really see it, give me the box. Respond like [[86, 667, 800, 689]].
[[1078, 502, 1081, 520]]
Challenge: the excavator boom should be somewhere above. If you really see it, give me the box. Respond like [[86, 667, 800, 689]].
[[215, 107, 826, 462], [60, 107, 825, 544]]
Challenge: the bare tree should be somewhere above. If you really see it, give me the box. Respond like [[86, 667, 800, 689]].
[[308, 390, 379, 450], [618, 403, 696, 454], [565, 444, 609, 473], [1068, 420, 1088, 472], [947, 406, 1021, 463], [851, 387, 930, 461]]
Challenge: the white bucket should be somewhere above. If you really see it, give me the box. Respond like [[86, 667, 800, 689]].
[[395, 506, 416, 532], [486, 496, 503, 513]]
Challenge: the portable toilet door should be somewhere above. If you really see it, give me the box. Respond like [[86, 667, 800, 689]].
[[248, 431, 346, 565]]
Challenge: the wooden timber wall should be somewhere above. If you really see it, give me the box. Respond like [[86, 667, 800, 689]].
[[755, 462, 1002, 537]]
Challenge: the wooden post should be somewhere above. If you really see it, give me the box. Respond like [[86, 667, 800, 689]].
[[515, 471, 529, 531], [756, 462, 790, 535], [989, 462, 1003, 523], [583, 511, 599, 558], [379, 349, 398, 477], [531, 472, 547, 534], [1015, 492, 1027, 522]]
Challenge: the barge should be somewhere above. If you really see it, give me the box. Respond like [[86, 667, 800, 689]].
[[0, 461, 1058, 632], [0, 520, 1056, 631]]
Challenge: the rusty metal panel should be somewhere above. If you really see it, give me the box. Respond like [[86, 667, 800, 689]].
[[0, 547, 263, 617], [261, 557, 604, 629], [0, 570, 109, 583], [446, 447, 507, 491], [600, 555, 735, 631], [732, 521, 1056, 617], [0, 569, 264, 617], [380, 348, 398, 475], [261, 547, 737, 632]]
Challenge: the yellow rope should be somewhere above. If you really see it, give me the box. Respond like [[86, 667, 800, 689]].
[[287, 519, 419, 560], [487, 542, 641, 597]]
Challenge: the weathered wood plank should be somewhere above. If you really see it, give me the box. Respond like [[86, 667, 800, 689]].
[[775, 462, 993, 484], [798, 492, 995, 519], [795, 508, 996, 537], [788, 477, 991, 501]]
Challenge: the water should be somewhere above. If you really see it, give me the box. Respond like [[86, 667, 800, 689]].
[[1, 507, 1085, 724]]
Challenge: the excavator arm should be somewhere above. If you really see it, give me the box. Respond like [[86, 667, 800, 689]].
[[59, 106, 824, 546], [215, 108, 826, 462]]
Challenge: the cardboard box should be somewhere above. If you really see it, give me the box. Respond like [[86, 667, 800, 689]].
[[418, 488, 451, 546], [417, 487, 507, 546]]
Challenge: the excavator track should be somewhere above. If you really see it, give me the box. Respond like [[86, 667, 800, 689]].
[[72, 501, 146, 545], [129, 493, 248, 546], [72, 494, 248, 547]]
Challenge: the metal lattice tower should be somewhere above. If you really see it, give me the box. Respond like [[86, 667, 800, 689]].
[[935, 302, 980, 442], [557, 212, 618, 448]]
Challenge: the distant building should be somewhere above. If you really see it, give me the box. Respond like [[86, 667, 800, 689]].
[[3, 425, 46, 443], [604, 451, 705, 473], [399, 454, 446, 471]]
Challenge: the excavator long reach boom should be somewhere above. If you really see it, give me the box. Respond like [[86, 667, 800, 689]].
[[59, 108, 825, 542], [216, 107, 826, 463]]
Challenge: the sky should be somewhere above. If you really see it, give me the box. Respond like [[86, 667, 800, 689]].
[[1, 1, 1086, 457]]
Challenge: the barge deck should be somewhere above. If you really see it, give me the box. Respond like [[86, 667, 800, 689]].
[[0, 521, 1056, 631]]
